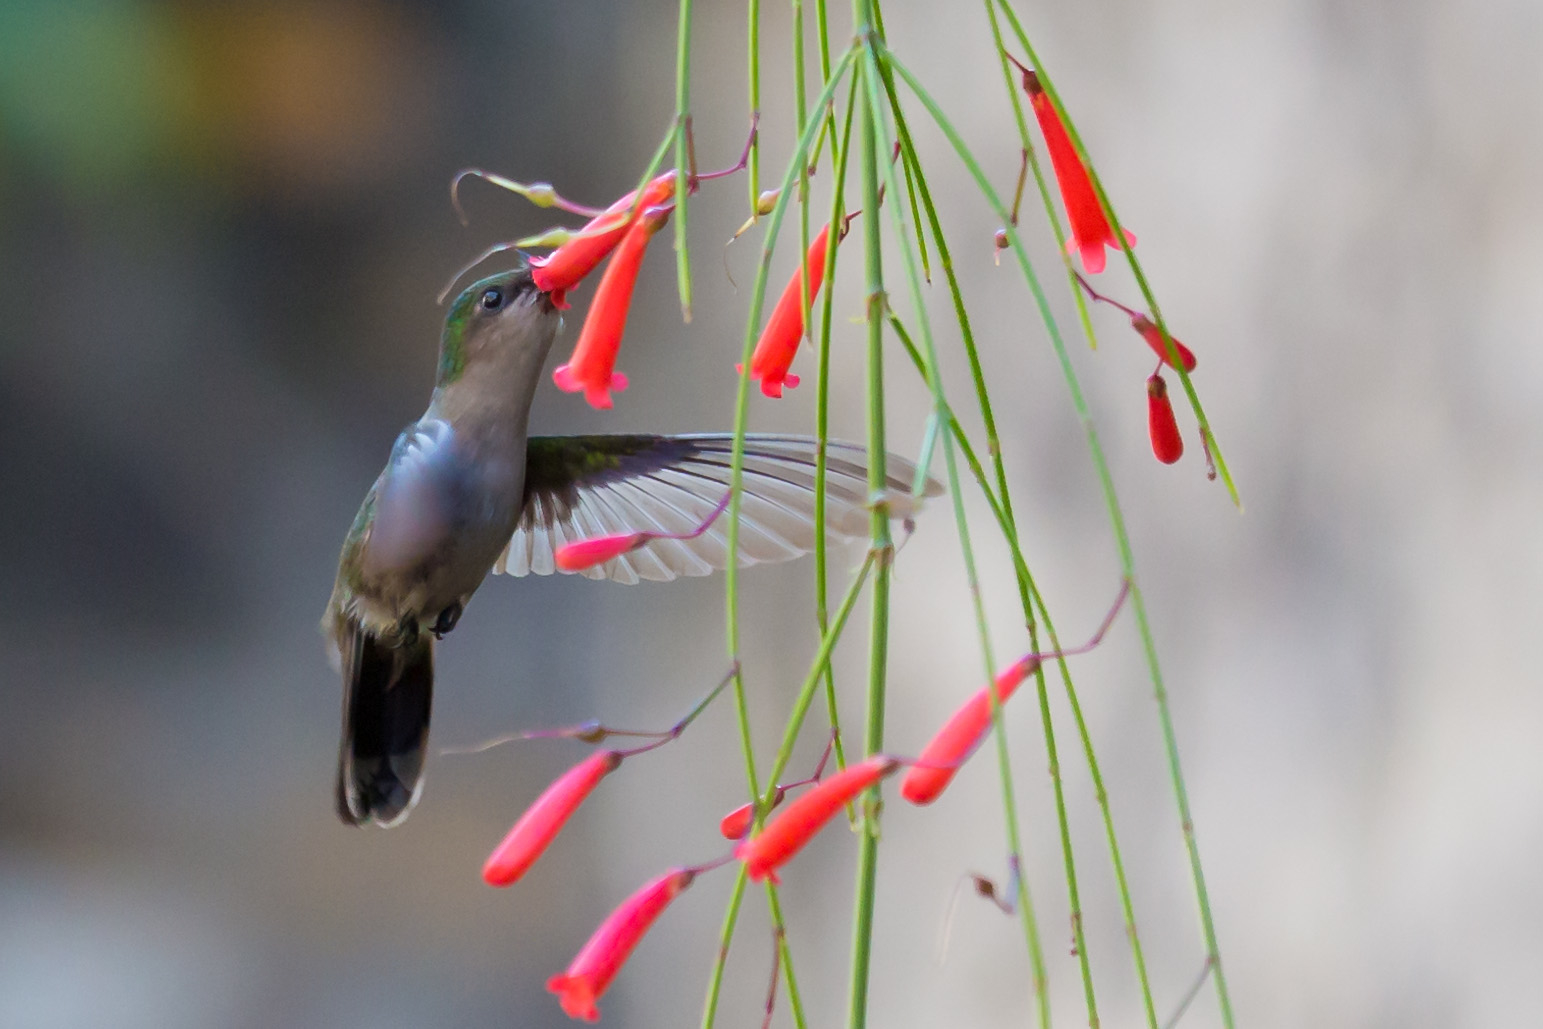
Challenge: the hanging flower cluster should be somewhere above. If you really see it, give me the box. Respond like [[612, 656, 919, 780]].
[[433, 34, 1220, 1009], [1069, 273, 1203, 466], [450, 580, 1128, 1022]]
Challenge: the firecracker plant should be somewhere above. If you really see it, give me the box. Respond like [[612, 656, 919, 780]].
[[443, 1, 1240, 1025]]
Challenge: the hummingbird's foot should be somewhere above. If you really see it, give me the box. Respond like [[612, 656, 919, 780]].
[[431, 602, 463, 640]]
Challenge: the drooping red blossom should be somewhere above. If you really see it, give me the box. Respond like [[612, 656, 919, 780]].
[[736, 756, 899, 883], [1147, 373, 1184, 464], [483, 750, 623, 887], [741, 222, 835, 398], [552, 206, 669, 409], [1011, 61, 1135, 275], [547, 867, 697, 1022], [554, 532, 649, 572], [531, 172, 677, 306], [1131, 314, 1197, 373], [899, 655, 1042, 806]]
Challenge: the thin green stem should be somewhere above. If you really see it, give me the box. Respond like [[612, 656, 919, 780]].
[[845, 27, 890, 1029], [748, 0, 761, 213], [863, 51, 1054, 1014], [701, 555, 873, 1029], [765, 884, 807, 1029], [704, 45, 859, 1029], [673, 0, 694, 320], [890, 319, 1158, 1028], [880, 69, 1161, 1023], [763, 555, 875, 793], [814, 62, 862, 786], [700, 870, 748, 1029], [885, 46, 1235, 1029]]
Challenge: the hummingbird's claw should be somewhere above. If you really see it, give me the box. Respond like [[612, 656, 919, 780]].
[[431, 602, 463, 640]]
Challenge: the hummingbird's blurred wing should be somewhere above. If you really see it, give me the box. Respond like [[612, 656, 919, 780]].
[[495, 434, 940, 585]]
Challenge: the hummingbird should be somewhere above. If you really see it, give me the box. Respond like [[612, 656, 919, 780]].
[[325, 259, 937, 827]]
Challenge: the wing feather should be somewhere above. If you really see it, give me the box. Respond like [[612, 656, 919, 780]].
[[497, 434, 939, 585]]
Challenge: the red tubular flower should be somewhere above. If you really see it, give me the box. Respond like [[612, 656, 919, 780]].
[[547, 867, 696, 1022], [735, 756, 899, 883], [1147, 373, 1184, 464], [554, 532, 648, 572], [900, 656, 1041, 806], [742, 222, 834, 398], [532, 172, 677, 306], [552, 206, 669, 410], [1131, 314, 1197, 373], [1020, 69, 1135, 275], [483, 750, 622, 887]]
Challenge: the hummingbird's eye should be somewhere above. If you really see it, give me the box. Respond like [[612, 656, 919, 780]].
[[480, 288, 505, 311]]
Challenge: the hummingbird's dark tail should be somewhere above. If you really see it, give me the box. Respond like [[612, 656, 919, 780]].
[[335, 620, 434, 827]]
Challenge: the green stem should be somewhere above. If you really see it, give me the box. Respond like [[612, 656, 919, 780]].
[[882, 70, 1161, 1021], [748, 0, 761, 213], [703, 45, 860, 1029], [884, 45, 1235, 1029], [673, 0, 694, 320], [845, 25, 890, 1029], [700, 870, 748, 1029], [814, 50, 862, 785], [862, 51, 1053, 1018]]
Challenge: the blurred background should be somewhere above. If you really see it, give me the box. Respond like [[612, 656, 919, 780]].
[[3, 1, 1540, 1026]]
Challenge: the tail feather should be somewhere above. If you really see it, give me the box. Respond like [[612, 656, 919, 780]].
[[335, 621, 434, 827]]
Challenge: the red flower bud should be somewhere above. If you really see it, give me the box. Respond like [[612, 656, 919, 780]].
[[900, 656, 1040, 806], [718, 801, 755, 840], [483, 750, 622, 887], [532, 172, 677, 305], [735, 756, 899, 883], [547, 867, 696, 1022], [1147, 374, 1184, 464], [554, 532, 649, 572], [1131, 314, 1197, 373], [1019, 68, 1135, 275], [717, 785, 787, 840], [552, 206, 669, 410], [741, 222, 834, 398]]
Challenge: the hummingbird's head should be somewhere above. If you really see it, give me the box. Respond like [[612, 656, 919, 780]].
[[437, 263, 559, 385]]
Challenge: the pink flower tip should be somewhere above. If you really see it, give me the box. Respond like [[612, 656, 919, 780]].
[[555, 532, 648, 572]]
